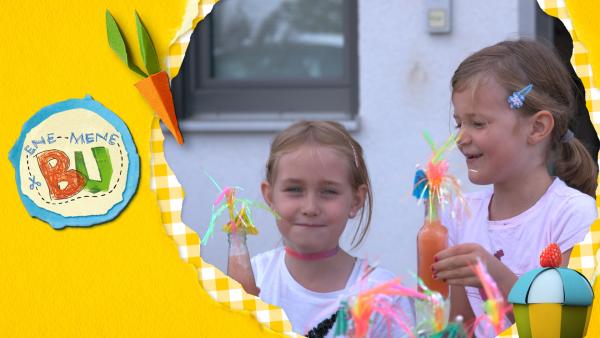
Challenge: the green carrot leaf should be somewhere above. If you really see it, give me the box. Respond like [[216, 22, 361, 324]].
[[135, 11, 161, 75], [105, 10, 147, 77]]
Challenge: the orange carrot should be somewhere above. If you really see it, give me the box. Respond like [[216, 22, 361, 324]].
[[135, 71, 183, 144]]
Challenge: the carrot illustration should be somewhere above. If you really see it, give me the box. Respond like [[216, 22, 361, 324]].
[[106, 10, 184, 144]]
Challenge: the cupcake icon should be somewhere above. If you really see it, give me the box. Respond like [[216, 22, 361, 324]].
[[508, 243, 594, 338]]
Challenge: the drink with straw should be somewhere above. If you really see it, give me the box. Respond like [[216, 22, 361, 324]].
[[417, 194, 449, 298], [413, 132, 463, 299], [228, 230, 260, 296], [202, 175, 277, 297], [223, 192, 260, 296]]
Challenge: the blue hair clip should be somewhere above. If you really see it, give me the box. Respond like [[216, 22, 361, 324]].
[[507, 83, 533, 109]]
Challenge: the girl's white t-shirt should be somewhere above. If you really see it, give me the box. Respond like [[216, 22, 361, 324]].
[[251, 247, 414, 337], [443, 177, 597, 337]]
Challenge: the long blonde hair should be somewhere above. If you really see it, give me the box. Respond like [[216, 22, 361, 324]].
[[452, 40, 597, 197], [265, 120, 373, 248]]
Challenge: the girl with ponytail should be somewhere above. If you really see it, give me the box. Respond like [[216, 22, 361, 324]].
[[431, 40, 598, 337]]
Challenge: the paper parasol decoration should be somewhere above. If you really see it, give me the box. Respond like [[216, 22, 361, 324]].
[[412, 131, 465, 222], [333, 278, 424, 338], [468, 259, 512, 337], [332, 273, 450, 338]]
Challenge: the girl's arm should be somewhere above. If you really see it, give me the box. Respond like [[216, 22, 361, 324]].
[[449, 285, 475, 324], [227, 232, 260, 296], [561, 248, 573, 267], [439, 245, 517, 327], [432, 243, 518, 301], [435, 245, 574, 290]]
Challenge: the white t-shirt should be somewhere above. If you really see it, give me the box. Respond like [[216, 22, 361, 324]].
[[251, 247, 414, 337], [443, 177, 596, 337]]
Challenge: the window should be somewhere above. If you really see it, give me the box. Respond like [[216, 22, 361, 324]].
[[172, 0, 358, 131]]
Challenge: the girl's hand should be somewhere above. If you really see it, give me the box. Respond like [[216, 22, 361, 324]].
[[432, 243, 518, 299], [431, 243, 513, 288], [431, 243, 491, 287]]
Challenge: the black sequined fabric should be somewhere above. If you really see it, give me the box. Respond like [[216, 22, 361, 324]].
[[305, 312, 337, 338]]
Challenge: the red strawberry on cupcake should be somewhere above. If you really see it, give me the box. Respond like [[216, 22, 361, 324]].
[[539, 243, 562, 268]]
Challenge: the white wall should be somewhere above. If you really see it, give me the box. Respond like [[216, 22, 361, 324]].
[[164, 0, 527, 285]]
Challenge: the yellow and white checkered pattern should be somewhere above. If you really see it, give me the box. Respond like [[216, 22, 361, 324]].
[[153, 1, 299, 336], [166, 0, 221, 78], [536, 0, 600, 290], [496, 1, 600, 337]]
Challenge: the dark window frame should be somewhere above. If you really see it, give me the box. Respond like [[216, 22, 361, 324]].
[[172, 0, 359, 123]]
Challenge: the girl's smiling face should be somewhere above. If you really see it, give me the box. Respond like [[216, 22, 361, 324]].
[[452, 77, 533, 186], [262, 145, 366, 253]]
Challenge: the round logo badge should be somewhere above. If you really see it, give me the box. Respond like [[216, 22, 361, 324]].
[[9, 96, 140, 228]]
